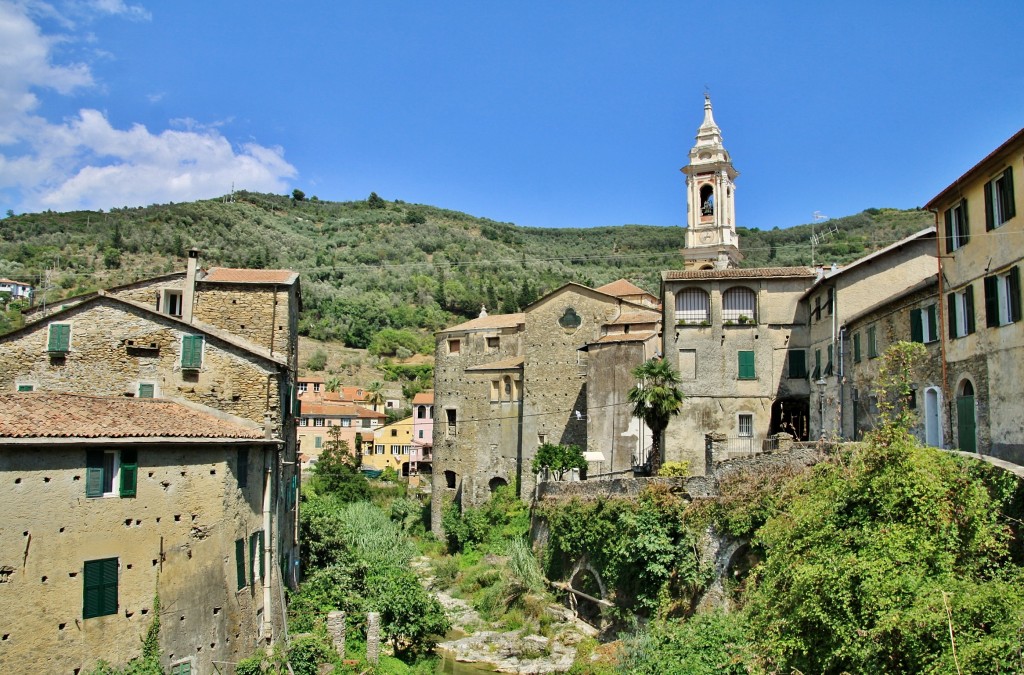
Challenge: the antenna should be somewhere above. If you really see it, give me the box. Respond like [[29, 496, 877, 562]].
[[809, 212, 837, 268]]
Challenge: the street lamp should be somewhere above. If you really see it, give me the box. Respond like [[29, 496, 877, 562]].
[[816, 378, 827, 439]]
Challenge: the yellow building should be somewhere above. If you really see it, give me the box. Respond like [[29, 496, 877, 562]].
[[926, 128, 1024, 462], [363, 416, 414, 474]]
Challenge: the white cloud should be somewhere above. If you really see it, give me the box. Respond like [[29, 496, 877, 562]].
[[87, 0, 150, 21], [0, 1, 297, 212]]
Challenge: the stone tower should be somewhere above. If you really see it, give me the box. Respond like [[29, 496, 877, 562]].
[[681, 95, 741, 269]]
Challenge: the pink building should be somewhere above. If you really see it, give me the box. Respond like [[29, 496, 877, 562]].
[[410, 390, 434, 474]]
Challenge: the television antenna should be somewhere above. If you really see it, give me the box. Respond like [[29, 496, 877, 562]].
[[810, 212, 837, 268]]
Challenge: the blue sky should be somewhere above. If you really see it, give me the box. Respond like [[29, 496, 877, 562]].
[[1, 1, 1022, 230]]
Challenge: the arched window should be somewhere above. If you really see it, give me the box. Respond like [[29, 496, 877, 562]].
[[675, 288, 710, 324], [722, 287, 757, 323], [416, 405, 427, 419], [503, 375, 513, 400], [699, 184, 715, 215]]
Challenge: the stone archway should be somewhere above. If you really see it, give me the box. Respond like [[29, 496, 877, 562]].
[[566, 557, 608, 629]]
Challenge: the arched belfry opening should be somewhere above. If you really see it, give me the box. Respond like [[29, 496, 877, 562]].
[[699, 184, 715, 216]]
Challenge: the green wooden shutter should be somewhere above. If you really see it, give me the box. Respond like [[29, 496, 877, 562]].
[[1003, 166, 1016, 220], [258, 530, 265, 580], [985, 180, 995, 230], [48, 324, 70, 352], [17, 384, 33, 392], [138, 383, 154, 398], [83, 557, 118, 618], [250, 532, 259, 584], [965, 285, 976, 335], [86, 450, 105, 497], [853, 333, 861, 362], [1008, 266, 1021, 323], [788, 350, 806, 378], [960, 199, 970, 244], [947, 293, 958, 339], [813, 349, 821, 378], [943, 209, 953, 253], [235, 538, 246, 590], [910, 308, 923, 343], [927, 305, 938, 341], [825, 344, 833, 375], [984, 276, 999, 327], [181, 335, 203, 369], [737, 351, 755, 380], [868, 327, 878, 357], [119, 450, 137, 498]]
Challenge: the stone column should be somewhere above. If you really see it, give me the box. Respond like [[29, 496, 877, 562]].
[[326, 611, 346, 660], [366, 611, 381, 664], [705, 432, 727, 473]]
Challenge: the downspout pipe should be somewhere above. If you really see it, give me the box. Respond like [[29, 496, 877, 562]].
[[930, 208, 951, 448], [263, 455, 274, 643], [838, 324, 846, 439]]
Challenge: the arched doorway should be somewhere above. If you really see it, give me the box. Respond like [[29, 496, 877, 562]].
[[956, 379, 976, 453], [488, 476, 508, 493], [924, 387, 942, 448]]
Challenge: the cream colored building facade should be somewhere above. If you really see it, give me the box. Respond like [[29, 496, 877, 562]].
[[365, 416, 415, 473], [0, 256, 301, 673], [926, 128, 1024, 463]]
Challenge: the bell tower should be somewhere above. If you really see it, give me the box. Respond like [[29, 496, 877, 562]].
[[681, 95, 741, 269]]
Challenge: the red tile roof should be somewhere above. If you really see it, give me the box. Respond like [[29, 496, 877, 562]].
[[465, 356, 525, 372], [0, 394, 266, 440], [663, 266, 816, 280], [595, 279, 654, 298], [201, 268, 298, 284], [439, 313, 525, 333], [412, 391, 434, 405], [607, 310, 661, 325], [300, 401, 385, 418]]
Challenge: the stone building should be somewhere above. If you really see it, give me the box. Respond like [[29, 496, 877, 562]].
[[925, 128, 1024, 463], [431, 281, 660, 532], [0, 255, 301, 673], [842, 277, 944, 444]]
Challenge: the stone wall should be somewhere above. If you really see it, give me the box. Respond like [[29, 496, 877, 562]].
[[2, 299, 282, 426], [0, 442, 272, 674], [194, 283, 298, 363]]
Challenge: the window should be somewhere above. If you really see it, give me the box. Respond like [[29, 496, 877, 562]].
[[237, 449, 248, 488], [138, 383, 155, 398], [722, 287, 757, 323], [313, 383, 321, 393], [737, 350, 755, 380], [374, 444, 384, 454], [853, 333, 862, 363], [826, 288, 834, 316], [362, 419, 371, 428], [788, 350, 807, 379], [391, 429, 398, 437], [419, 430, 424, 439], [170, 660, 193, 675], [813, 296, 821, 322], [984, 267, 1021, 327], [342, 418, 351, 427], [83, 557, 118, 619], [163, 290, 183, 317], [910, 305, 939, 343], [985, 166, 1016, 230], [446, 409, 457, 437], [867, 326, 878, 358], [417, 405, 428, 419], [825, 344, 834, 376], [250, 531, 264, 584], [17, 384, 34, 392], [813, 349, 821, 379], [944, 199, 969, 252], [486, 336, 500, 349], [86, 450, 136, 498], [448, 339, 461, 354], [314, 436, 322, 449], [948, 286, 975, 339], [298, 382, 308, 393], [674, 288, 710, 324], [391, 445, 402, 455], [314, 418, 325, 427], [738, 414, 753, 438], [180, 335, 203, 369], [298, 418, 308, 426], [235, 539, 246, 590], [48, 323, 71, 353]]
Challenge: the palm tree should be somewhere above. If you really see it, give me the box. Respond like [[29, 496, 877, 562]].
[[365, 380, 386, 412], [628, 358, 685, 475]]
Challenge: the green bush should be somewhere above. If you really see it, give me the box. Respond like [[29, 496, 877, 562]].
[[306, 349, 328, 371], [619, 611, 754, 674]]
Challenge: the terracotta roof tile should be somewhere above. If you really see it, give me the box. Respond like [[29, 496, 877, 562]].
[[595, 279, 654, 298], [439, 313, 525, 333], [412, 391, 434, 405], [607, 310, 661, 325], [0, 393, 266, 440], [591, 331, 658, 344], [300, 401, 385, 417], [201, 268, 297, 284], [663, 266, 816, 280]]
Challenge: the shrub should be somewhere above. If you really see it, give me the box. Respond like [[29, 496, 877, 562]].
[[306, 349, 328, 371], [658, 461, 690, 477]]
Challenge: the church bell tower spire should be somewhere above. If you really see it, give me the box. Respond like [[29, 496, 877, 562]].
[[681, 95, 741, 269]]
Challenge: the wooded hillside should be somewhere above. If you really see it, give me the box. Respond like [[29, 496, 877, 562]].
[[0, 192, 933, 346]]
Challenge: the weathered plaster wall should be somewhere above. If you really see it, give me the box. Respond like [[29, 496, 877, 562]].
[[0, 443, 271, 674]]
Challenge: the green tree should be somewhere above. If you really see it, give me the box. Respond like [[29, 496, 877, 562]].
[[628, 358, 685, 475], [311, 428, 369, 502], [305, 349, 327, 371], [364, 381, 386, 411], [291, 188, 306, 202], [531, 443, 587, 481], [367, 192, 386, 209]]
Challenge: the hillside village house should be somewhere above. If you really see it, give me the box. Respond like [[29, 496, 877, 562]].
[[365, 416, 414, 474], [410, 390, 434, 474], [297, 400, 384, 469], [926, 128, 1024, 463], [0, 278, 31, 301], [0, 252, 301, 674]]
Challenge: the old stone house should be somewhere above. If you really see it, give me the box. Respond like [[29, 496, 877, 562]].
[[925, 128, 1024, 464], [0, 254, 301, 673], [431, 281, 659, 532], [842, 277, 944, 444], [411, 391, 434, 474]]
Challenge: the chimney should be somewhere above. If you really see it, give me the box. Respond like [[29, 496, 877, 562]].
[[183, 248, 200, 324]]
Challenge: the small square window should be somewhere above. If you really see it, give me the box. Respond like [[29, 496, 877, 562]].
[[138, 383, 155, 398], [448, 339, 461, 354], [737, 350, 755, 380], [486, 336, 499, 349], [181, 334, 204, 369], [738, 414, 753, 438], [17, 384, 34, 392], [83, 557, 119, 619]]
